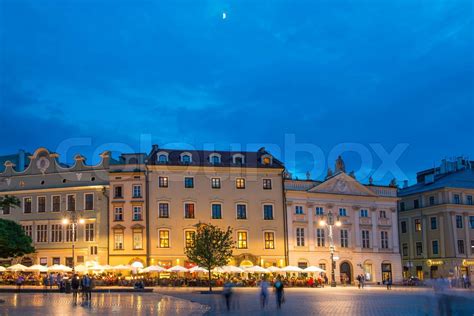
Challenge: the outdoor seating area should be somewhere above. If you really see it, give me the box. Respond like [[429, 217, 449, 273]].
[[0, 263, 329, 288]]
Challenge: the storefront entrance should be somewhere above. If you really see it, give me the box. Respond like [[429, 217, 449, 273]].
[[340, 262, 352, 284], [381, 263, 392, 282]]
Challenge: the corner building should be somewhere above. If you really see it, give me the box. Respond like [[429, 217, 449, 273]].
[[146, 146, 287, 268], [285, 158, 402, 284]]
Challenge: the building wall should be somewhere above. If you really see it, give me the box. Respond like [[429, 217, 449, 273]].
[[285, 174, 402, 284], [147, 165, 286, 268], [399, 187, 474, 281], [0, 148, 110, 266]]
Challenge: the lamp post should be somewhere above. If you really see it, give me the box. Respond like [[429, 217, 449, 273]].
[[62, 211, 85, 273], [319, 210, 341, 287]]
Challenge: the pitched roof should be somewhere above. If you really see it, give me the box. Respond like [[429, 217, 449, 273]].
[[398, 168, 474, 196]]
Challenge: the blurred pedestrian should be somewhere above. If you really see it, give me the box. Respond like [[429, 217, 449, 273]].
[[259, 277, 269, 309], [71, 274, 80, 305], [274, 276, 285, 309], [222, 279, 233, 311], [82, 274, 92, 301]]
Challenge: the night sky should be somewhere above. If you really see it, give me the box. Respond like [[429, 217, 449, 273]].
[[0, 0, 472, 184]]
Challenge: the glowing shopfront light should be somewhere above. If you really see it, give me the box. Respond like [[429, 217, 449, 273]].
[[62, 218, 69, 225], [79, 218, 85, 224], [319, 219, 326, 227]]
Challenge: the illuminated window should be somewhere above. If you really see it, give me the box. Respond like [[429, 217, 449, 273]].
[[159, 177, 168, 188], [159, 230, 169, 248], [185, 231, 195, 248], [184, 203, 195, 219], [237, 231, 248, 249], [414, 219, 422, 232], [236, 178, 245, 189], [65, 224, 77, 242], [261, 155, 272, 165], [263, 179, 272, 189], [211, 178, 221, 189], [133, 230, 143, 249], [114, 231, 124, 250], [264, 232, 275, 249]]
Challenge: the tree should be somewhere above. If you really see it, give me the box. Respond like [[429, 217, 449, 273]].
[[185, 223, 234, 292], [0, 195, 35, 258]]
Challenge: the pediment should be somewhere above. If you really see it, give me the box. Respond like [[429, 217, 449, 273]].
[[308, 173, 377, 196]]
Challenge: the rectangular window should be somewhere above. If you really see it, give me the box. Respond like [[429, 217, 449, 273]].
[[65, 224, 77, 242], [416, 242, 423, 256], [52, 257, 60, 265], [379, 210, 386, 219], [414, 199, 419, 209], [67, 194, 75, 211], [315, 207, 324, 215], [401, 221, 407, 233], [340, 229, 348, 248], [458, 240, 465, 254], [159, 230, 169, 248], [159, 177, 168, 188], [236, 178, 245, 189], [184, 177, 194, 188], [85, 193, 94, 210], [360, 209, 368, 217], [264, 232, 275, 249], [22, 225, 33, 239], [454, 194, 460, 204], [211, 178, 221, 189], [51, 224, 63, 242], [402, 243, 408, 257], [90, 246, 98, 255], [470, 216, 474, 229], [185, 231, 195, 248], [236, 204, 247, 219], [263, 179, 272, 190], [432, 240, 439, 255], [211, 204, 222, 219], [263, 205, 274, 220], [114, 231, 124, 250], [414, 219, 422, 232], [36, 224, 48, 243], [429, 196, 435, 206], [133, 230, 143, 249], [184, 203, 195, 219], [380, 231, 389, 249], [339, 208, 347, 217], [23, 197, 32, 213], [51, 195, 60, 212], [159, 203, 169, 218], [40, 257, 47, 266], [37, 197, 46, 213], [362, 230, 370, 248], [316, 228, 325, 247], [430, 217, 438, 230], [456, 215, 463, 228], [133, 206, 142, 221], [467, 195, 473, 205], [296, 228, 305, 247], [85, 223, 95, 242], [132, 185, 142, 198], [400, 202, 405, 211], [2, 203, 10, 215], [237, 231, 248, 249], [295, 206, 304, 214], [114, 207, 123, 221], [114, 186, 123, 198]]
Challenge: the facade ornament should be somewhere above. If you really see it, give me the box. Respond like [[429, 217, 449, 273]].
[[335, 155, 346, 173], [326, 168, 333, 179], [389, 178, 397, 187]]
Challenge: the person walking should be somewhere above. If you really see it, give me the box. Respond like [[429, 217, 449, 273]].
[[71, 274, 80, 305], [48, 273, 54, 290], [361, 274, 365, 289], [274, 276, 285, 309], [386, 277, 392, 290], [82, 274, 92, 301], [259, 277, 269, 309], [356, 274, 361, 289], [222, 279, 233, 311]]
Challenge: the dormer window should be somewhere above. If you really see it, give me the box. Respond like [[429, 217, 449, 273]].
[[232, 154, 245, 165], [261, 154, 272, 165], [180, 152, 192, 164], [209, 153, 221, 165], [157, 152, 169, 163]]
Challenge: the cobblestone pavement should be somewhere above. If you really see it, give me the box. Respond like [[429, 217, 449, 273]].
[[157, 286, 474, 316], [0, 292, 209, 315]]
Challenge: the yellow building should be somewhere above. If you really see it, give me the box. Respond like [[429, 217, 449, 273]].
[[398, 157, 474, 282], [0, 148, 110, 266], [146, 146, 287, 268]]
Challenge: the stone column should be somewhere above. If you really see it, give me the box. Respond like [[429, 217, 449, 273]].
[[439, 215, 446, 257], [391, 208, 399, 253], [286, 201, 294, 251], [451, 212, 459, 256], [371, 207, 378, 251], [353, 205, 361, 250]]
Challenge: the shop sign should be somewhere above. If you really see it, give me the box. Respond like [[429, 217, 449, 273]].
[[426, 259, 444, 266]]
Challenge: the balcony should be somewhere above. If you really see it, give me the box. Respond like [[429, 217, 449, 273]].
[[359, 217, 372, 226], [293, 214, 308, 222], [378, 218, 392, 227]]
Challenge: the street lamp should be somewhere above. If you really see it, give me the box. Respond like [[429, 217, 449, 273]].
[[62, 210, 85, 273], [319, 210, 341, 287]]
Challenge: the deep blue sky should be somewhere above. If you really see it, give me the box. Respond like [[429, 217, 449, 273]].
[[0, 0, 473, 184]]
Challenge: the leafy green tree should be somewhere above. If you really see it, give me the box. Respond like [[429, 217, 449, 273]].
[[0, 196, 35, 258], [185, 223, 234, 292]]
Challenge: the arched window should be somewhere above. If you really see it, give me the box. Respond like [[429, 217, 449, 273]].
[[209, 153, 221, 164], [232, 154, 245, 164], [180, 152, 192, 163], [261, 154, 272, 165], [157, 152, 169, 163]]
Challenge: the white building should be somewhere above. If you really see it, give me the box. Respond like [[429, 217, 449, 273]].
[[284, 157, 402, 284]]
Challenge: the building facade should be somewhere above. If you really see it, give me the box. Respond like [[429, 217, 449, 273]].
[[398, 158, 474, 282], [146, 146, 287, 268], [285, 158, 402, 284], [0, 148, 110, 266]]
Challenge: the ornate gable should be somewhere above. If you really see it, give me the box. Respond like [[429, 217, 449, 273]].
[[308, 172, 377, 196]]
